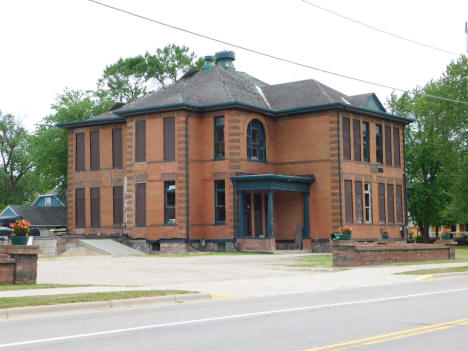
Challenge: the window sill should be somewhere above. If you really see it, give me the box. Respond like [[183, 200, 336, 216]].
[[213, 158, 225, 161], [247, 159, 267, 163], [215, 222, 226, 226], [165, 223, 176, 226], [113, 225, 124, 228]]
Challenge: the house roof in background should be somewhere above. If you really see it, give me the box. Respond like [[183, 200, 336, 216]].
[[5, 205, 66, 226]]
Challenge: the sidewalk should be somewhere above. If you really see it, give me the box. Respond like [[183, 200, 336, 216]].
[[3, 254, 468, 298]]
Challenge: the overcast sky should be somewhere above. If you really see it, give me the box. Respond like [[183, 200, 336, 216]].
[[0, 0, 466, 131]]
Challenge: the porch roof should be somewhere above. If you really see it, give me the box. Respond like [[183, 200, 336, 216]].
[[231, 174, 315, 193]]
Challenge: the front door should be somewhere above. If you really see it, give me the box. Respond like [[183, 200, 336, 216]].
[[243, 193, 251, 236]]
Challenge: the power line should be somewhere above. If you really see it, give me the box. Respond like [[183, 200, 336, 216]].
[[299, 0, 461, 56], [88, 0, 468, 106]]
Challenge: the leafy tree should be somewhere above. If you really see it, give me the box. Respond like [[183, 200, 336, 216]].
[[387, 56, 468, 242], [30, 90, 114, 199], [98, 44, 204, 103], [0, 112, 35, 206]]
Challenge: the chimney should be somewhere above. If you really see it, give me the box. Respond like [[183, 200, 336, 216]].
[[203, 55, 214, 72], [214, 51, 236, 71]]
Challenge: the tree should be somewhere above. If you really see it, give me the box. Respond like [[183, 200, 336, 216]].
[[98, 44, 204, 103], [0, 112, 34, 206], [387, 56, 468, 242], [30, 90, 114, 199]]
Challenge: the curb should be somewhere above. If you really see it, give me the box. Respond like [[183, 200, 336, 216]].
[[415, 271, 468, 281], [0, 293, 212, 320]]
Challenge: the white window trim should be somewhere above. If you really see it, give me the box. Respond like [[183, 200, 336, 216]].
[[364, 183, 372, 224]]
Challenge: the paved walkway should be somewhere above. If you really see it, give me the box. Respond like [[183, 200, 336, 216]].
[[3, 253, 467, 298]]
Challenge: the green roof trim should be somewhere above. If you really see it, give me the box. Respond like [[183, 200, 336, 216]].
[[58, 101, 413, 129], [57, 117, 126, 128], [114, 101, 413, 123]]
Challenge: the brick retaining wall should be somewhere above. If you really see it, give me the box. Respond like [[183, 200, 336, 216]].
[[236, 238, 275, 252], [333, 241, 456, 267], [0, 246, 39, 284]]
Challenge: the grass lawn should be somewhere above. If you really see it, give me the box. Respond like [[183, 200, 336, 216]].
[[0, 284, 90, 291], [396, 266, 468, 276], [0, 290, 192, 309]]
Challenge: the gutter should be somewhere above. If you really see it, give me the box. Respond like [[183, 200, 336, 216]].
[[185, 111, 193, 242], [57, 117, 126, 128]]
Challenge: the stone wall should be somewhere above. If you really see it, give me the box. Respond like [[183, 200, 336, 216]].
[[0, 246, 39, 284], [333, 241, 455, 267]]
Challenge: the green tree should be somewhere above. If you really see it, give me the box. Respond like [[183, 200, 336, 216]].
[[30, 90, 114, 199], [98, 44, 204, 103], [388, 56, 468, 242], [0, 112, 35, 207]]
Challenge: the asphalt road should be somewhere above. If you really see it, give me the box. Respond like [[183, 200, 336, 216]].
[[1, 277, 468, 350]]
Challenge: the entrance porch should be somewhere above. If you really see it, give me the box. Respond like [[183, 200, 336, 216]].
[[231, 174, 315, 251]]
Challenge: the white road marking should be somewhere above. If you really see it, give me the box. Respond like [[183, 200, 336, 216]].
[[1, 287, 468, 348]]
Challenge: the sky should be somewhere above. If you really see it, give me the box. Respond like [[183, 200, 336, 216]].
[[0, 0, 466, 131]]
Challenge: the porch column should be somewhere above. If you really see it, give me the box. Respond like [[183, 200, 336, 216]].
[[238, 190, 244, 237], [267, 190, 274, 237], [303, 192, 310, 239]]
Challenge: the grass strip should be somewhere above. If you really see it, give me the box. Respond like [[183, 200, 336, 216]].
[[0, 284, 91, 291], [396, 266, 468, 276], [0, 290, 192, 309], [393, 246, 468, 266], [288, 253, 332, 268]]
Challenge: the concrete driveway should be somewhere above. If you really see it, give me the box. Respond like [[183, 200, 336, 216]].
[[37, 253, 468, 297]]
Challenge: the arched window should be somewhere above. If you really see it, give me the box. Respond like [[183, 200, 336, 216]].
[[247, 119, 266, 161]]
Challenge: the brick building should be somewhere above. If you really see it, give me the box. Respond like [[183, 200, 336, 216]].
[[59, 51, 411, 253]]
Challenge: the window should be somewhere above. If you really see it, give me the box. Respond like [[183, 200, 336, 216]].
[[393, 127, 401, 167], [385, 125, 392, 166], [214, 116, 225, 160], [75, 188, 85, 227], [376, 125, 383, 164], [396, 184, 403, 224], [450, 224, 456, 233], [342, 117, 351, 160], [90, 187, 100, 227], [75, 132, 85, 171], [90, 130, 100, 170], [164, 117, 175, 161], [112, 127, 123, 169], [363, 122, 370, 162], [247, 119, 266, 161], [344, 180, 353, 224], [364, 183, 372, 223], [387, 184, 395, 224], [355, 181, 363, 224], [165, 181, 176, 224], [378, 183, 386, 224], [135, 120, 146, 162], [353, 120, 361, 161], [135, 183, 146, 226], [113, 186, 123, 226], [44, 197, 52, 207], [215, 180, 226, 224]]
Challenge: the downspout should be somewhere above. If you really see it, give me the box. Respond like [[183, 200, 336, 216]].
[[337, 110, 343, 227], [185, 111, 194, 242], [232, 180, 237, 240], [403, 126, 409, 235]]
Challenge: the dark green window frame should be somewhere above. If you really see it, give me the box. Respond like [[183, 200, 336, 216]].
[[376, 124, 383, 164], [164, 181, 176, 225], [363, 122, 370, 162], [247, 119, 266, 162], [214, 180, 226, 224], [214, 116, 225, 160]]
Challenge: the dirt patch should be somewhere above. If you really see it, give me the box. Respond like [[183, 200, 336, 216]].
[[60, 247, 103, 256]]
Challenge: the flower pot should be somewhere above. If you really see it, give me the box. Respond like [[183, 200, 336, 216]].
[[11, 234, 28, 245], [381, 234, 389, 239], [441, 233, 452, 240], [330, 233, 351, 241]]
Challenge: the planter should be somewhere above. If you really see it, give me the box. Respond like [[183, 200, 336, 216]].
[[11, 235, 28, 245], [381, 234, 390, 239], [441, 233, 453, 240], [330, 233, 351, 241]]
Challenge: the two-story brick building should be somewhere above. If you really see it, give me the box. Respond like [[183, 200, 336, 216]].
[[59, 51, 412, 253]]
